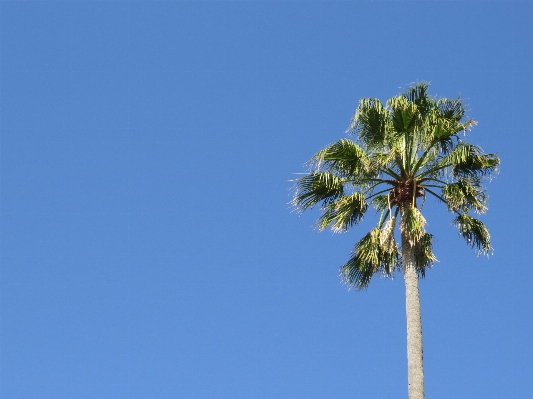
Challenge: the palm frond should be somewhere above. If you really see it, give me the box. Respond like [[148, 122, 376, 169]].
[[340, 228, 381, 289], [348, 98, 389, 149], [442, 177, 487, 213], [340, 252, 375, 290], [452, 214, 491, 255], [419, 108, 474, 157], [309, 139, 371, 178], [430, 117, 470, 147], [291, 172, 344, 211], [370, 151, 398, 172], [318, 192, 367, 232], [388, 96, 419, 134], [412, 233, 437, 277], [437, 97, 465, 122], [371, 194, 391, 212], [440, 142, 499, 178], [403, 82, 431, 115], [453, 151, 499, 178]]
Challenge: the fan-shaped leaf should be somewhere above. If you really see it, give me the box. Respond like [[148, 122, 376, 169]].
[[318, 192, 367, 232], [442, 177, 487, 213], [388, 96, 419, 134], [340, 229, 381, 289], [440, 142, 499, 178], [413, 233, 437, 277], [437, 98, 465, 122], [452, 214, 491, 255], [292, 172, 344, 210], [403, 82, 431, 115], [310, 139, 371, 178], [348, 98, 389, 148]]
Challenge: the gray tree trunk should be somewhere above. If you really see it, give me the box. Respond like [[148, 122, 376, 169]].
[[402, 231, 425, 399]]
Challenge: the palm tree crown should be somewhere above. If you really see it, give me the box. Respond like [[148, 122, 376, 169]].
[[292, 83, 499, 289]]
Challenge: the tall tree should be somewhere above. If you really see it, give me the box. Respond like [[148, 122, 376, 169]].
[[291, 83, 499, 399]]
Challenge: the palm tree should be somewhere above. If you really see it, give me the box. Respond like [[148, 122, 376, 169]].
[[291, 83, 499, 399]]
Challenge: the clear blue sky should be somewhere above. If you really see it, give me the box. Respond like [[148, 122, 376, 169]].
[[1, 2, 532, 398]]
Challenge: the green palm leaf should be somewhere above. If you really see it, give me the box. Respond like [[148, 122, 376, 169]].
[[437, 98, 465, 122], [371, 194, 391, 212], [318, 192, 367, 232], [291, 171, 344, 210], [310, 139, 371, 178], [348, 98, 389, 149], [340, 228, 381, 290], [388, 96, 419, 134], [442, 177, 487, 213], [403, 81, 431, 115], [452, 214, 491, 255], [439, 142, 499, 178], [413, 233, 437, 277]]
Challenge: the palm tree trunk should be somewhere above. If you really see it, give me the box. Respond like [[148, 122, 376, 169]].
[[402, 231, 425, 399]]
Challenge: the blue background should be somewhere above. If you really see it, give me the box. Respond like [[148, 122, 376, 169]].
[[1, 2, 532, 398]]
